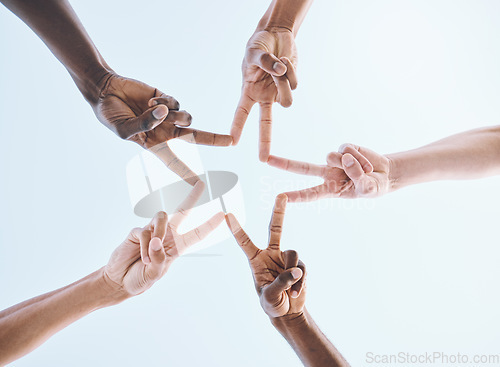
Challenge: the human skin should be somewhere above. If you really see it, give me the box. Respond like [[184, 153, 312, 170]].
[[0, 0, 232, 185], [225, 194, 349, 367], [0, 202, 224, 365], [267, 125, 500, 201], [231, 0, 314, 162]]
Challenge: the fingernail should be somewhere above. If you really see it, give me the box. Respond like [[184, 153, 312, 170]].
[[291, 268, 302, 279], [343, 154, 355, 167], [152, 105, 168, 120], [338, 144, 349, 153], [273, 62, 286, 74], [150, 99, 158, 106], [150, 237, 163, 251], [291, 290, 299, 298], [143, 256, 151, 264]]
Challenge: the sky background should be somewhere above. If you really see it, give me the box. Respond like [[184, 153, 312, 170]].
[[1, 0, 500, 366]]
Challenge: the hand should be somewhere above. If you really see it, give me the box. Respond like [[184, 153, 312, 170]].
[[267, 144, 391, 201], [231, 29, 298, 162], [95, 73, 232, 185], [225, 194, 307, 319], [103, 181, 224, 296]]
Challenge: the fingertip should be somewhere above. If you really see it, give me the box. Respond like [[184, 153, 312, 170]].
[[150, 237, 163, 252], [363, 162, 374, 174], [326, 152, 341, 167], [259, 151, 270, 163], [143, 256, 151, 264], [276, 193, 288, 204], [291, 290, 299, 298], [280, 98, 293, 108], [342, 153, 355, 168], [338, 143, 352, 154], [291, 268, 303, 280], [225, 213, 240, 233], [152, 105, 169, 120], [273, 61, 287, 76], [148, 99, 158, 107]]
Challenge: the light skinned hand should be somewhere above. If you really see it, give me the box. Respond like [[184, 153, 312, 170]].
[[104, 181, 224, 296], [231, 29, 298, 162], [225, 194, 307, 319], [268, 143, 391, 201], [95, 73, 233, 185]]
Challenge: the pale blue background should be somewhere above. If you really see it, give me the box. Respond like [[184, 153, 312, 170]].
[[1, 1, 500, 366]]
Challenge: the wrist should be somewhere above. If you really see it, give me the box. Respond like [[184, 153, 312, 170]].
[[70, 62, 114, 107], [386, 154, 402, 193], [257, 0, 311, 35], [270, 309, 309, 332], [91, 268, 130, 307]]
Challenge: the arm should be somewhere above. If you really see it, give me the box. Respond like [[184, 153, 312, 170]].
[[1, 0, 232, 185], [0, 269, 126, 365], [258, 0, 314, 35], [1, 0, 111, 105], [230, 0, 313, 162], [225, 195, 349, 367], [0, 197, 224, 365], [267, 125, 500, 200], [272, 309, 349, 367], [387, 125, 500, 190]]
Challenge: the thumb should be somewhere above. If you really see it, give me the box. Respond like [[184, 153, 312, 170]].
[[250, 49, 287, 76], [118, 105, 169, 139], [262, 268, 303, 304], [145, 237, 167, 280]]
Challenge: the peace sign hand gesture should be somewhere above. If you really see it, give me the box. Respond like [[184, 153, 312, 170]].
[[225, 194, 306, 319]]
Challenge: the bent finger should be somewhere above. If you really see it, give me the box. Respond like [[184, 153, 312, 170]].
[[339, 144, 373, 173], [165, 110, 192, 127], [281, 57, 298, 90], [148, 93, 180, 110], [248, 49, 287, 76], [273, 75, 293, 108], [263, 267, 303, 304], [291, 259, 307, 298], [139, 229, 153, 265]]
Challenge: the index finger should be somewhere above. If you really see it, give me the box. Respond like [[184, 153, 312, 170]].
[[149, 142, 200, 186], [168, 180, 206, 231], [285, 183, 333, 203], [259, 102, 273, 162], [268, 155, 326, 177], [268, 194, 287, 251], [231, 95, 255, 145], [225, 213, 260, 261], [172, 127, 233, 147]]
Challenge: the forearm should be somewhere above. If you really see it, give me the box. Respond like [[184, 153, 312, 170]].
[[257, 0, 314, 35], [1, 0, 112, 104], [271, 309, 349, 367], [0, 268, 127, 365], [388, 125, 500, 191]]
